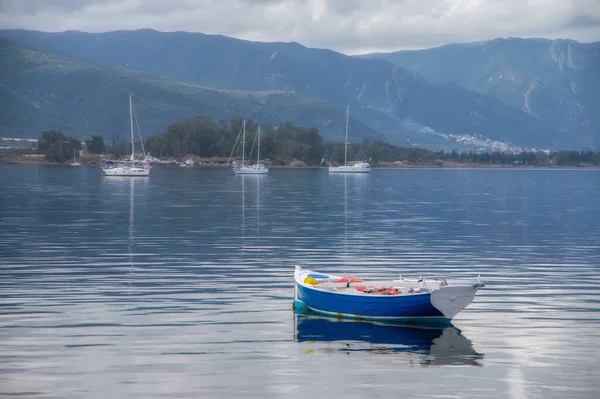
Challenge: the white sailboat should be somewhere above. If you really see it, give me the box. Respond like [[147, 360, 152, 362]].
[[329, 105, 370, 173], [70, 149, 81, 166], [233, 121, 268, 175], [102, 95, 150, 177]]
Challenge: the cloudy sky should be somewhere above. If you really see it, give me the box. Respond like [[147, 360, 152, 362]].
[[0, 0, 598, 54]]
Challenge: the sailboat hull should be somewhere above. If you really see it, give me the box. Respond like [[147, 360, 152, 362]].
[[328, 165, 370, 173], [102, 166, 150, 176], [233, 166, 269, 174]]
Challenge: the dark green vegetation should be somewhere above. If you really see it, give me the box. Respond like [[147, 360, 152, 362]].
[[361, 38, 600, 149], [139, 116, 600, 167], [37, 130, 81, 163], [86, 136, 104, 154], [29, 122, 600, 167], [2, 30, 595, 150], [146, 117, 325, 165]]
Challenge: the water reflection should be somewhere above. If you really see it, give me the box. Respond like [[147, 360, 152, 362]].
[[129, 178, 135, 259], [1, 166, 599, 398], [238, 174, 265, 258], [294, 312, 483, 366], [329, 173, 370, 269]]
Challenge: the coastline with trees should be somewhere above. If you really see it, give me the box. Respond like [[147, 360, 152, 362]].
[[2, 116, 599, 168]]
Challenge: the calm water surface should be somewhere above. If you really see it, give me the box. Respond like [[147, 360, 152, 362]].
[[1, 165, 599, 398]]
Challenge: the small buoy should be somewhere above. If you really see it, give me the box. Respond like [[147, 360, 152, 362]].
[[304, 276, 318, 285]]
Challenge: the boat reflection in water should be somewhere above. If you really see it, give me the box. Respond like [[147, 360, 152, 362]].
[[294, 311, 483, 366]]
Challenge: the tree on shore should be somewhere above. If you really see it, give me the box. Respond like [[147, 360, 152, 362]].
[[37, 130, 81, 163], [33, 120, 600, 167], [145, 116, 324, 164], [108, 139, 129, 159], [86, 135, 105, 154], [143, 115, 600, 166]]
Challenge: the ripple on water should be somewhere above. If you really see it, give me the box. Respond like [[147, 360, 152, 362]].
[[1, 166, 599, 398]]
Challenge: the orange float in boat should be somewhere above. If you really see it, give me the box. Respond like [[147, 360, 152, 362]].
[[335, 277, 364, 283]]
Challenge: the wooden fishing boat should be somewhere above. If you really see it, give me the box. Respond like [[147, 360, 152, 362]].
[[294, 266, 484, 322]]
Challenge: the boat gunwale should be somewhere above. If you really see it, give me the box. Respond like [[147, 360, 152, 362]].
[[294, 268, 439, 299]]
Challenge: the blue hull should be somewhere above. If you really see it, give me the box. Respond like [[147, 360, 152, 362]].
[[296, 283, 446, 321]]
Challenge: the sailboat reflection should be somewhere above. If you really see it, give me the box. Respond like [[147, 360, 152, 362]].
[[294, 311, 483, 366], [329, 173, 368, 268], [128, 178, 135, 261], [239, 174, 264, 262], [101, 177, 144, 271]]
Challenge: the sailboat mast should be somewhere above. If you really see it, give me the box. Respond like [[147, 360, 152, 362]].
[[344, 104, 349, 167], [257, 126, 261, 165], [130, 95, 135, 166], [241, 120, 246, 168]]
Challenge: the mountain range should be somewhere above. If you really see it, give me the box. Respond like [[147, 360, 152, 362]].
[[1, 29, 598, 150], [361, 38, 600, 150], [1, 37, 381, 143]]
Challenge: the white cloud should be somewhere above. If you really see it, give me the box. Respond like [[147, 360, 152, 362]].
[[0, 0, 598, 54]]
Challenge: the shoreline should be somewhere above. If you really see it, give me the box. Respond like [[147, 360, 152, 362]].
[[1, 156, 598, 169]]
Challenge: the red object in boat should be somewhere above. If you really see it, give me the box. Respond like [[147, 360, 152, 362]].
[[335, 277, 364, 283]]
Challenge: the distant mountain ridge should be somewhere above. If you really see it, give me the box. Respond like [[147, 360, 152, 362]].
[[0, 38, 379, 141], [360, 37, 600, 149], [1, 29, 596, 149]]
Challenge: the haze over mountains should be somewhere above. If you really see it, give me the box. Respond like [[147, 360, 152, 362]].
[[1, 29, 598, 150], [2, 37, 378, 144], [361, 38, 600, 150]]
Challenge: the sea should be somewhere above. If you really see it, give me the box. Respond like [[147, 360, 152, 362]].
[[1, 165, 599, 398]]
